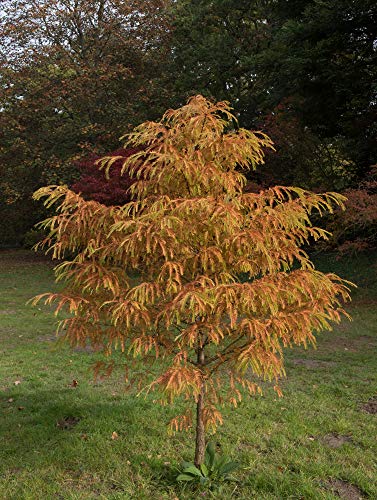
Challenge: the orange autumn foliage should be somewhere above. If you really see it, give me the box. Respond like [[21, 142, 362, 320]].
[[32, 96, 352, 462], [329, 165, 377, 254]]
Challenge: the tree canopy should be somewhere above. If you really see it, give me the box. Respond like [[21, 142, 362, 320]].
[[0, 0, 375, 249], [33, 96, 351, 464], [0, 0, 172, 244], [170, 0, 377, 185]]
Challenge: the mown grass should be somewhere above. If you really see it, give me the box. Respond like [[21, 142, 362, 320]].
[[0, 249, 376, 499]]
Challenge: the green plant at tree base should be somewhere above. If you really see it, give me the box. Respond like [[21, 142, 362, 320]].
[[177, 442, 239, 488]]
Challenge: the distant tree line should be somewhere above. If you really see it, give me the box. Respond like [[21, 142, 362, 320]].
[[1, 0, 376, 249]]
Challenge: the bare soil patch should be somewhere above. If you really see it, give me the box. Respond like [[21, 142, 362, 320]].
[[322, 433, 353, 448], [361, 396, 377, 415], [291, 358, 336, 368], [56, 416, 81, 430], [37, 334, 58, 342], [237, 440, 253, 451], [320, 334, 377, 353], [326, 479, 364, 499]]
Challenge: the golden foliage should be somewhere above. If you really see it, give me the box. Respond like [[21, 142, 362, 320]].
[[33, 95, 352, 433]]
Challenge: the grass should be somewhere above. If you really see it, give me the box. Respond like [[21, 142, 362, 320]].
[[0, 249, 376, 499]]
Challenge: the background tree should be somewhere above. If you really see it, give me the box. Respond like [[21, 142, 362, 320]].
[[169, 0, 376, 187], [0, 0, 172, 245], [1, 0, 375, 248], [256, 0, 377, 178], [33, 96, 351, 465], [168, 0, 269, 128], [260, 99, 357, 191]]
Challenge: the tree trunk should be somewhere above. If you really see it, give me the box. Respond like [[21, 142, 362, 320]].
[[194, 383, 206, 466], [194, 345, 206, 466]]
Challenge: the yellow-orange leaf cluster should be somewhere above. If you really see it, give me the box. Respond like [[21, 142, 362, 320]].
[[33, 96, 352, 441]]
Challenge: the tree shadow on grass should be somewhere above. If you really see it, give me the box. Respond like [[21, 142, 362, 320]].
[[0, 386, 168, 472]]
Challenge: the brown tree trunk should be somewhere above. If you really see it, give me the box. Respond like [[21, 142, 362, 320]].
[[194, 383, 206, 466], [194, 345, 206, 466]]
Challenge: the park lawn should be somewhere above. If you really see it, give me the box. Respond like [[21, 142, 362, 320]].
[[0, 249, 376, 499]]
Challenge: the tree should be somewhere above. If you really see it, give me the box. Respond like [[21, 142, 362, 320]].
[[256, 0, 377, 176], [0, 0, 172, 244], [260, 99, 357, 191], [169, 0, 270, 128], [70, 148, 140, 206], [169, 0, 376, 185], [33, 96, 351, 465]]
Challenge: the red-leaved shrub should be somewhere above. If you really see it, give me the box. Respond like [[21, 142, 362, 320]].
[[330, 166, 377, 253], [71, 148, 141, 206]]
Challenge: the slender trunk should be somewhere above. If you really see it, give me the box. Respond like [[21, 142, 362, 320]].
[[194, 346, 206, 466], [194, 383, 206, 466]]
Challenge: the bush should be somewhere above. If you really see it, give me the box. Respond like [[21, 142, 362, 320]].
[[71, 148, 141, 206], [328, 165, 377, 253]]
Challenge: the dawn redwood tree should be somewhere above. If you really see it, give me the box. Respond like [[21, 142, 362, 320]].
[[33, 96, 351, 465]]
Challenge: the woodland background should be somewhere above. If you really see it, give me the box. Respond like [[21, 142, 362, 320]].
[[0, 0, 376, 251], [1, 3, 377, 498]]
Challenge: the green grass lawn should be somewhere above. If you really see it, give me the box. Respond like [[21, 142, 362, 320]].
[[1, 249, 376, 499]]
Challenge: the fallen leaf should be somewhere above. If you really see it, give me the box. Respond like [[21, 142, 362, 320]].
[[18, 406, 25, 411], [111, 431, 119, 440], [81, 433, 88, 440], [70, 380, 78, 388], [8, 398, 14, 403]]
